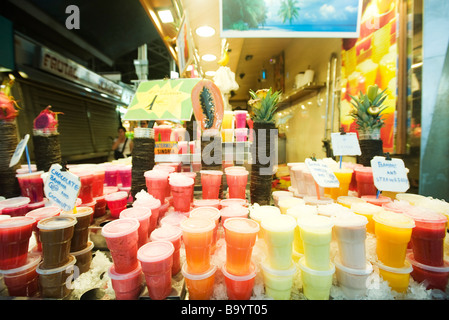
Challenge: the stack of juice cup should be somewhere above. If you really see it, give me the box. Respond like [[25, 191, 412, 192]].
[[169, 174, 194, 213], [222, 217, 260, 300], [403, 206, 449, 291], [331, 212, 373, 299], [225, 168, 249, 199], [0, 216, 40, 297], [372, 210, 415, 293], [102, 218, 144, 300], [36, 215, 78, 298], [287, 162, 303, 193], [150, 224, 183, 275], [200, 170, 223, 200], [16, 171, 45, 207], [118, 165, 132, 188], [132, 191, 161, 236], [180, 216, 217, 300], [260, 214, 297, 300], [120, 207, 152, 248], [297, 214, 335, 300], [26, 206, 61, 251]]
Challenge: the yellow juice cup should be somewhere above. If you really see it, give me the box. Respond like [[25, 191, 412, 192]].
[[328, 168, 353, 200], [373, 211, 415, 268], [222, 111, 234, 129], [249, 205, 281, 238], [261, 215, 297, 270], [337, 196, 366, 208], [350, 202, 383, 233], [297, 215, 334, 271], [278, 197, 305, 215], [286, 205, 317, 254], [261, 261, 296, 300], [376, 260, 413, 293], [298, 257, 335, 300], [221, 129, 234, 142]]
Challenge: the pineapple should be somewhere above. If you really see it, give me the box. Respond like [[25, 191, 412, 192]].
[[248, 88, 281, 124], [348, 84, 388, 132]]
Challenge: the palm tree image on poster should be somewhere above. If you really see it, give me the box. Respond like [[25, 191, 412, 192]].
[[220, 0, 363, 38]]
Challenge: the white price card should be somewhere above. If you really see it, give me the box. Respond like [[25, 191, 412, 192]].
[[9, 134, 30, 167], [305, 158, 340, 188], [331, 132, 361, 156], [43, 164, 81, 211], [371, 156, 410, 192]]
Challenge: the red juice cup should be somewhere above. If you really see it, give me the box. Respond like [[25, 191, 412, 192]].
[[108, 263, 143, 300], [361, 195, 392, 206], [344, 163, 363, 192], [226, 170, 248, 199], [144, 170, 169, 203], [169, 175, 194, 213], [102, 218, 140, 273], [137, 240, 174, 300], [222, 263, 256, 300], [26, 206, 61, 251], [200, 170, 223, 199], [133, 195, 161, 236], [0, 216, 35, 270], [220, 205, 249, 225], [118, 165, 132, 188], [180, 171, 197, 203], [234, 110, 248, 129], [154, 125, 172, 142], [91, 168, 105, 197], [193, 199, 220, 209], [403, 206, 448, 266], [16, 171, 45, 203], [120, 207, 152, 248], [73, 171, 94, 204], [150, 225, 183, 275], [0, 251, 41, 297], [93, 195, 107, 217], [105, 191, 128, 219], [407, 253, 449, 291], [190, 207, 221, 253], [182, 262, 217, 300], [0, 197, 30, 217], [354, 167, 377, 197], [104, 166, 118, 187]]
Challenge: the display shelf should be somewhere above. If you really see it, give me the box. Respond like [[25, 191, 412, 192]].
[[277, 82, 326, 111]]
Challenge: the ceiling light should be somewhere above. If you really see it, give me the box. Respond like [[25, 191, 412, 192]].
[[157, 9, 174, 23], [205, 71, 216, 77], [196, 26, 215, 37], [201, 54, 216, 62]]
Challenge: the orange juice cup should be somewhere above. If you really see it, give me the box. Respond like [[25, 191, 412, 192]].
[[223, 218, 259, 276], [376, 260, 413, 293], [180, 217, 215, 274], [373, 211, 415, 268], [189, 207, 221, 253], [351, 202, 383, 233], [181, 262, 216, 300], [329, 168, 353, 200]]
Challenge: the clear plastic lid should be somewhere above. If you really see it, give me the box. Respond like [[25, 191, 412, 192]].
[[331, 212, 368, 227], [0, 216, 35, 229], [286, 204, 318, 219], [317, 203, 353, 218], [337, 196, 366, 206], [15, 170, 44, 179], [137, 240, 174, 263], [37, 216, 77, 230], [351, 202, 383, 215], [71, 241, 94, 256], [119, 207, 151, 221], [168, 175, 194, 187], [261, 260, 296, 276], [278, 197, 305, 208], [36, 255, 76, 274], [395, 193, 426, 204], [373, 210, 415, 229], [220, 198, 248, 207], [220, 205, 249, 219], [303, 196, 334, 206], [101, 218, 140, 238], [105, 191, 128, 202], [297, 214, 334, 230], [0, 197, 31, 208], [144, 170, 169, 179], [223, 217, 260, 234], [103, 186, 119, 195], [334, 257, 373, 276], [190, 207, 220, 221], [160, 211, 187, 227], [272, 191, 293, 200], [225, 169, 248, 176], [61, 206, 93, 218], [222, 263, 256, 281], [200, 170, 223, 176], [375, 259, 413, 274], [26, 206, 61, 221], [182, 262, 217, 280], [382, 200, 413, 213], [403, 206, 447, 224], [150, 225, 182, 242], [0, 251, 42, 274], [193, 199, 220, 207], [108, 262, 142, 280], [298, 257, 335, 276], [261, 214, 296, 232], [180, 217, 215, 233], [406, 253, 449, 273], [249, 205, 281, 221]]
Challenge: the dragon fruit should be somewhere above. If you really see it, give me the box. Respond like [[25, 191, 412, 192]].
[[0, 79, 19, 121], [33, 105, 63, 132]]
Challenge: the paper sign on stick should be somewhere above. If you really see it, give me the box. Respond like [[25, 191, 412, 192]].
[[9, 134, 30, 167], [331, 132, 361, 156], [305, 158, 340, 188], [371, 156, 410, 192], [43, 164, 81, 211]]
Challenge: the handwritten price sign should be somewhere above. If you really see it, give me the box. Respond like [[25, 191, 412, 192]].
[[43, 164, 81, 211], [305, 158, 340, 188], [371, 156, 410, 192]]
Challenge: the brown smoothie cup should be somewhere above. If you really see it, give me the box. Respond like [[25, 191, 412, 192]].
[[60, 207, 94, 252], [36, 254, 76, 299]]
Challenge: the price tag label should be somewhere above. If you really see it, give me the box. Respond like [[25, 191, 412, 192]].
[[305, 158, 340, 188], [371, 156, 410, 192], [43, 164, 81, 211], [9, 134, 30, 167], [331, 132, 361, 156]]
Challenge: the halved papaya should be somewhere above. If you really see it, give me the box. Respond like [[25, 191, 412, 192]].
[[191, 79, 224, 131]]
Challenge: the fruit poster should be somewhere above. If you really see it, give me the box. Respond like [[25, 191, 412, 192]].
[[340, 0, 397, 153]]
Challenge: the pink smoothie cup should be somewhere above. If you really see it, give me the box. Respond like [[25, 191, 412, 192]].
[[200, 170, 223, 200], [102, 218, 140, 274], [0, 216, 35, 270], [91, 168, 105, 197], [133, 196, 161, 236], [105, 191, 128, 219], [235, 128, 248, 142], [108, 262, 143, 300], [234, 110, 248, 129], [120, 207, 152, 248], [104, 166, 118, 187], [190, 207, 221, 253], [137, 240, 174, 300], [226, 170, 248, 199], [26, 206, 61, 251], [73, 171, 94, 204], [354, 167, 377, 196], [16, 171, 45, 204], [144, 170, 169, 203], [0, 197, 30, 217], [150, 225, 183, 275], [169, 175, 194, 212], [118, 165, 132, 188]]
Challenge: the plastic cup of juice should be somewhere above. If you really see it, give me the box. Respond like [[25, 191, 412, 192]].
[[249, 205, 281, 237], [226, 170, 248, 199], [0, 251, 41, 297], [190, 207, 221, 251], [261, 260, 296, 300], [278, 197, 305, 215], [91, 168, 105, 198], [220, 205, 249, 225], [303, 170, 324, 197], [328, 168, 353, 200], [287, 162, 303, 187], [200, 170, 223, 200], [182, 262, 216, 300], [104, 166, 118, 186], [120, 207, 152, 248], [351, 202, 383, 234], [272, 191, 293, 207], [133, 195, 161, 236], [181, 217, 215, 274], [37, 216, 77, 269], [169, 175, 194, 212], [71, 241, 94, 275], [26, 206, 61, 251], [0, 197, 31, 217], [382, 200, 413, 213], [235, 128, 248, 142], [261, 214, 297, 270], [395, 193, 427, 205], [36, 254, 76, 299], [102, 218, 140, 274], [361, 195, 392, 207], [60, 207, 93, 252], [93, 195, 107, 218], [375, 259, 413, 293], [298, 257, 335, 300], [144, 170, 169, 204], [316, 203, 353, 218], [223, 218, 260, 276], [118, 165, 132, 188], [334, 258, 373, 299], [154, 125, 172, 142], [354, 167, 377, 196], [286, 204, 318, 254], [234, 110, 248, 129], [407, 252, 449, 291], [221, 129, 234, 142], [150, 225, 183, 275], [337, 196, 366, 208], [16, 171, 45, 204], [222, 111, 234, 129], [290, 164, 307, 196], [402, 206, 447, 266], [193, 199, 220, 209], [373, 210, 415, 268], [138, 240, 174, 300], [297, 215, 334, 271], [105, 191, 128, 219], [220, 198, 248, 208], [331, 213, 369, 269], [73, 171, 94, 204], [108, 262, 143, 300], [222, 263, 256, 300]]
